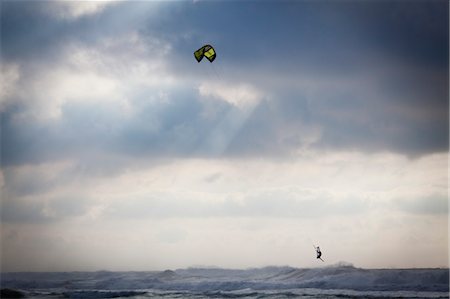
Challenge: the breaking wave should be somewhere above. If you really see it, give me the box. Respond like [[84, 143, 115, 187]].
[[1, 265, 448, 298]]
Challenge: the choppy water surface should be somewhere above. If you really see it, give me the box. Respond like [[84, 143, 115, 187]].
[[2, 265, 448, 298]]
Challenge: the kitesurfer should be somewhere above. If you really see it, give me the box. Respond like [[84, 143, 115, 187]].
[[314, 245, 324, 262]]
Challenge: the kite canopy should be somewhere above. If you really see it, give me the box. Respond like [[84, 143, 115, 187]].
[[194, 45, 216, 63]]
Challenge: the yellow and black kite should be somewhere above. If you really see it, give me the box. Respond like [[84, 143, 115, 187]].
[[194, 45, 216, 63]]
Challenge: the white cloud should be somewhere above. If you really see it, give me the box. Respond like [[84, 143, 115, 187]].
[[7, 151, 444, 219], [46, 1, 117, 20], [2, 151, 448, 270], [7, 32, 174, 122], [37, 69, 122, 119], [0, 63, 20, 110], [69, 32, 173, 85], [198, 82, 263, 110]]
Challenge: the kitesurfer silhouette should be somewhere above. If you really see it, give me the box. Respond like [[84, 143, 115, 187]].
[[314, 245, 324, 262]]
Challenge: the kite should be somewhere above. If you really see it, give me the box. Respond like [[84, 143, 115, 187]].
[[194, 45, 216, 63]]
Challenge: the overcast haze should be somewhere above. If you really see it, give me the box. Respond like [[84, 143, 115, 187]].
[[1, 0, 448, 271]]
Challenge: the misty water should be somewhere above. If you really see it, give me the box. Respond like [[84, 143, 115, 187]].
[[2, 264, 449, 298]]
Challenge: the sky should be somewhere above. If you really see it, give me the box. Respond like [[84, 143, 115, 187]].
[[0, 0, 448, 271]]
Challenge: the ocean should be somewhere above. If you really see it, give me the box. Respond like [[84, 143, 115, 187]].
[[1, 264, 449, 298]]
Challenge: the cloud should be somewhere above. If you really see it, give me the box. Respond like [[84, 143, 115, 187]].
[[1, 193, 91, 224], [2, 29, 173, 121], [1, 0, 447, 171], [0, 63, 20, 109], [1, 0, 448, 271], [2, 161, 73, 197], [204, 172, 222, 183], [1, 2, 448, 217], [103, 188, 368, 220], [4, 152, 445, 224], [198, 82, 262, 110], [1, 152, 447, 270], [394, 195, 448, 215], [156, 227, 187, 244], [45, 1, 117, 20]]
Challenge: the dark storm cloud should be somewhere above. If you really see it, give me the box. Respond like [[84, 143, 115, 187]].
[[1, 0, 448, 169], [168, 0, 449, 157], [162, 1, 448, 75], [310, 70, 449, 156]]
